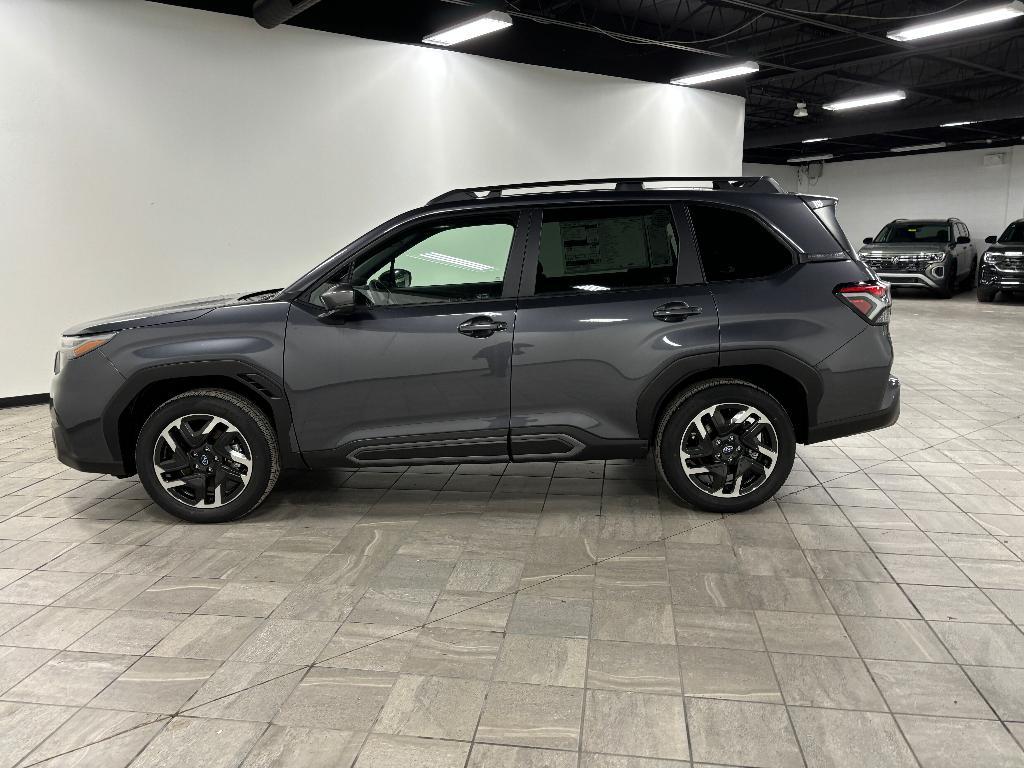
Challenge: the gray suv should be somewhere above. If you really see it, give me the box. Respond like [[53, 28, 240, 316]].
[[51, 176, 899, 523], [858, 218, 977, 298]]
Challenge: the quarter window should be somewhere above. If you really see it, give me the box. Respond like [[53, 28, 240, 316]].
[[688, 204, 793, 281], [535, 206, 679, 294]]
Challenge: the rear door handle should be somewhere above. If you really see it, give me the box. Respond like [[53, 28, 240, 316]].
[[458, 316, 507, 338], [653, 302, 702, 322]]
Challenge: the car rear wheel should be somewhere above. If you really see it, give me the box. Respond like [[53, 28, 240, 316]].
[[135, 389, 279, 523], [655, 380, 796, 513]]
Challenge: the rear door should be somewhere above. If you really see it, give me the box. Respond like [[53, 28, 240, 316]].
[[508, 203, 719, 459]]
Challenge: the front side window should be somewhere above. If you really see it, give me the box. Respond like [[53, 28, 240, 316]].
[[688, 203, 793, 281], [313, 219, 516, 307], [874, 221, 951, 244], [535, 206, 679, 294]]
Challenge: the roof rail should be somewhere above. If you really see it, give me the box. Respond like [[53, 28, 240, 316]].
[[426, 176, 783, 205]]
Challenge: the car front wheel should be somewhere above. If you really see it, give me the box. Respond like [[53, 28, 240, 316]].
[[655, 380, 796, 513], [135, 389, 279, 523]]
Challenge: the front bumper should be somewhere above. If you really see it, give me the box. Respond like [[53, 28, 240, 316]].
[[51, 404, 127, 476], [807, 376, 900, 443], [979, 264, 1024, 290]]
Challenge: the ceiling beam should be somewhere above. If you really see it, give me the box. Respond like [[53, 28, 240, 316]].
[[745, 100, 1024, 148], [715, 0, 1024, 84]]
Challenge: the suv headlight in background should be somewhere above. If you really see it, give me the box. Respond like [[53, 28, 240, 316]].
[[55, 333, 116, 374], [921, 252, 946, 263]]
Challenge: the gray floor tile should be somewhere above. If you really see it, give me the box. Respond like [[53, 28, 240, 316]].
[[150, 614, 263, 660], [771, 653, 886, 710], [841, 616, 953, 662], [2, 650, 135, 706], [672, 606, 764, 651], [0, 606, 111, 649], [494, 634, 587, 687], [240, 725, 364, 768], [680, 646, 781, 703], [355, 734, 471, 768], [229, 618, 338, 665], [70, 610, 184, 655], [966, 666, 1024, 720], [0, 701, 76, 768], [183, 661, 304, 722], [470, 744, 578, 767], [896, 714, 1024, 768], [373, 674, 487, 740], [275, 667, 396, 731], [588, 640, 681, 695], [930, 621, 1024, 666], [401, 627, 501, 680], [790, 707, 917, 768], [592, 600, 675, 645], [868, 659, 995, 719], [582, 689, 688, 761], [317, 623, 420, 672], [21, 708, 165, 768], [686, 697, 802, 768], [129, 716, 266, 768], [196, 581, 293, 618], [476, 682, 584, 750], [91, 656, 221, 714], [903, 584, 1007, 623], [757, 611, 857, 656]]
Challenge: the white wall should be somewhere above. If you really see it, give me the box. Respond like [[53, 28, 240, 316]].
[[0, 0, 745, 398], [745, 145, 1024, 246]]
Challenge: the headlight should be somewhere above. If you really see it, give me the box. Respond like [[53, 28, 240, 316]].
[[984, 251, 999, 264], [55, 333, 116, 374], [922, 252, 945, 263]]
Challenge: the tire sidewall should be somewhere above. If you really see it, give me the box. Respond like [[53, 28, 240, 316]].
[[657, 383, 796, 513], [136, 394, 274, 523]]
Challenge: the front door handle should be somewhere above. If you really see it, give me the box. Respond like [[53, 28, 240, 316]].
[[653, 302, 702, 322], [458, 316, 507, 338]]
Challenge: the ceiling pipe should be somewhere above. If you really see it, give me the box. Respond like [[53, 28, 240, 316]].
[[253, 0, 323, 29]]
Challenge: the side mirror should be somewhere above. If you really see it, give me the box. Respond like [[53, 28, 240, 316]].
[[862, 237, 873, 245], [319, 283, 364, 320], [956, 235, 971, 245], [985, 235, 998, 244], [378, 268, 412, 289]]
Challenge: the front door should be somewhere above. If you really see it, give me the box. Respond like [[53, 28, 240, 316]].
[[509, 203, 719, 459], [285, 211, 528, 466]]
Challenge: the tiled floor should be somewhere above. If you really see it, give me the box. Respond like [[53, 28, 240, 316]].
[[2, 291, 1024, 767]]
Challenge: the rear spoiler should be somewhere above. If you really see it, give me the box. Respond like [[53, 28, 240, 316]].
[[799, 194, 856, 260]]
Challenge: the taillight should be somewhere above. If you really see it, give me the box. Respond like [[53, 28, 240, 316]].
[[834, 281, 891, 324]]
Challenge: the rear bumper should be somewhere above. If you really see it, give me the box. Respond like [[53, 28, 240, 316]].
[[807, 375, 900, 443]]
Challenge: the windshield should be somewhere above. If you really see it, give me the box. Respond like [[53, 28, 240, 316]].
[[874, 221, 951, 244], [999, 222, 1024, 244]]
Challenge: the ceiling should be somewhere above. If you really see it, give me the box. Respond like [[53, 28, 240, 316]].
[[153, 0, 1024, 164]]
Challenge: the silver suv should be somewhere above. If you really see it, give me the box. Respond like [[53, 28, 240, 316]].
[[859, 218, 977, 298]]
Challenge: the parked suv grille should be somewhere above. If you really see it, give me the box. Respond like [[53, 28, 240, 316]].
[[991, 254, 1024, 272], [862, 253, 937, 273]]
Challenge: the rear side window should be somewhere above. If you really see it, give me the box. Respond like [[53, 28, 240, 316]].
[[536, 206, 678, 294], [688, 204, 793, 281]]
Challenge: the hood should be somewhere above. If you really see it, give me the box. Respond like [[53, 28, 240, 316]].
[[985, 243, 1024, 255], [859, 242, 951, 254], [62, 290, 279, 336]]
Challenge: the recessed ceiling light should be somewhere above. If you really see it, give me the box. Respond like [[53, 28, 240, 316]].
[[423, 10, 513, 46], [891, 142, 948, 152], [671, 61, 759, 86], [887, 1, 1024, 42], [802, 137, 829, 143], [823, 90, 907, 111], [787, 153, 834, 163], [940, 120, 977, 127]]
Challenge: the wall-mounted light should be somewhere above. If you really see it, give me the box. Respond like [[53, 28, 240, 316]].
[[423, 10, 513, 47], [787, 154, 834, 163], [891, 142, 948, 153], [823, 90, 906, 111], [887, 1, 1024, 41], [671, 61, 759, 86]]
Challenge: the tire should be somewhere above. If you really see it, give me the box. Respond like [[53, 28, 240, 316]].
[[963, 257, 977, 289], [977, 287, 997, 303], [935, 259, 956, 299], [135, 389, 279, 523], [655, 379, 796, 514]]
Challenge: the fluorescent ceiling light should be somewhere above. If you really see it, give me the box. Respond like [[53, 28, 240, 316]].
[[802, 137, 829, 143], [787, 153, 834, 163], [887, 2, 1024, 41], [411, 252, 494, 271], [823, 90, 906, 111], [891, 142, 948, 152], [423, 10, 513, 46], [671, 61, 759, 86], [940, 120, 977, 127], [572, 285, 610, 292]]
